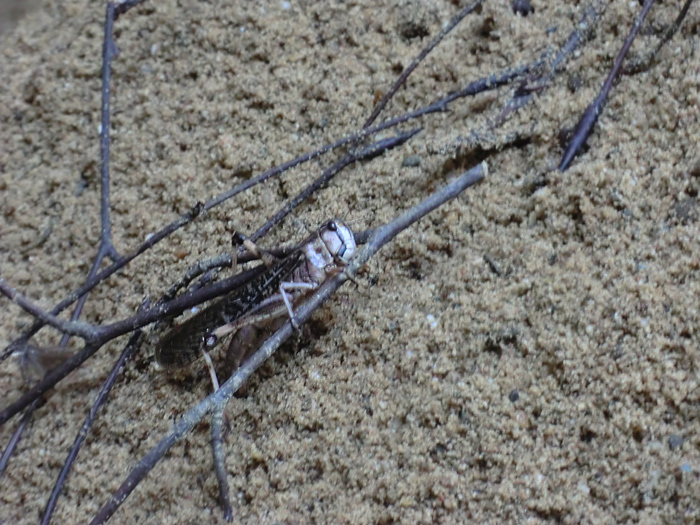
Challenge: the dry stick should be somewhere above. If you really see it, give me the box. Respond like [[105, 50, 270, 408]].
[[249, 128, 421, 244], [90, 162, 487, 525], [60, 0, 143, 344], [0, 280, 99, 341], [504, 2, 606, 111], [364, 0, 484, 127], [40, 331, 142, 525], [210, 407, 233, 521], [623, 0, 695, 75], [0, 398, 43, 475], [559, 0, 657, 172]]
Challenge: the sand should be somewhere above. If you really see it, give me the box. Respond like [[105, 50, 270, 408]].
[[1, 0, 699, 523]]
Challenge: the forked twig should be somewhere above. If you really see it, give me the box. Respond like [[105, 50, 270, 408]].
[[0, 0, 147, 476], [89, 162, 487, 525]]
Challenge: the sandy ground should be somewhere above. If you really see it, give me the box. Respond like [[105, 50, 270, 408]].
[[1, 0, 699, 523]]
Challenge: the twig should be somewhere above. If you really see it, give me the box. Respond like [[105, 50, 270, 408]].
[[0, 0, 148, 481], [0, 398, 43, 475], [559, 0, 657, 171], [249, 128, 421, 243], [623, 0, 695, 75], [40, 331, 142, 525], [0, 278, 99, 341], [89, 162, 487, 525], [364, 0, 484, 127], [455, 0, 607, 147], [210, 406, 233, 522]]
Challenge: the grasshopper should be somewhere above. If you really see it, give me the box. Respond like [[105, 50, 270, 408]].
[[156, 219, 356, 375]]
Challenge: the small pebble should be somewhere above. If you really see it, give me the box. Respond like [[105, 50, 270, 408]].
[[509, 389, 520, 403], [402, 155, 421, 167], [668, 434, 684, 451]]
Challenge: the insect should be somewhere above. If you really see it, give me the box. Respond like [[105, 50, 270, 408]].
[[155, 219, 357, 375]]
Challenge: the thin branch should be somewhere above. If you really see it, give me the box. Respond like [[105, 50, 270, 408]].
[[89, 161, 487, 525], [364, 0, 484, 127], [623, 0, 695, 75], [455, 0, 607, 146], [0, 279, 98, 341], [0, 398, 43, 475], [40, 331, 142, 525], [0, 0, 147, 487], [559, 0, 657, 171], [249, 128, 421, 243], [210, 406, 233, 522]]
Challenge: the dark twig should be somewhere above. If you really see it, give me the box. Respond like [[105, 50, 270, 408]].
[[623, 0, 695, 75], [57, 0, 140, 348], [0, 279, 99, 341], [459, 1, 607, 145], [40, 331, 142, 525], [0, 0, 148, 481], [559, 0, 657, 171], [89, 162, 487, 525], [250, 128, 421, 243], [364, 0, 484, 127], [0, 398, 43, 475]]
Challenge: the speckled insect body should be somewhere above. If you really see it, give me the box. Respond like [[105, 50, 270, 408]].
[[156, 219, 356, 370]]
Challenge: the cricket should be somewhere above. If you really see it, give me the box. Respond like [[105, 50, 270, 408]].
[[156, 219, 357, 380]]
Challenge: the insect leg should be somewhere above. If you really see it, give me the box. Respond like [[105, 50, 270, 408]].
[[278, 281, 317, 329], [232, 232, 278, 269], [201, 347, 221, 391]]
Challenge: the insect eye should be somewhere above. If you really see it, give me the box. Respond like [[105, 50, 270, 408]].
[[327, 221, 338, 232], [232, 232, 247, 246]]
